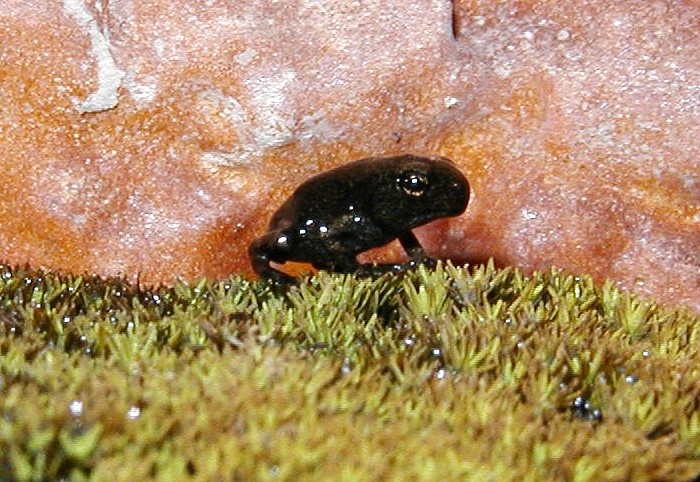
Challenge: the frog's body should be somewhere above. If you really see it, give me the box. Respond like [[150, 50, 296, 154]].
[[249, 155, 470, 284]]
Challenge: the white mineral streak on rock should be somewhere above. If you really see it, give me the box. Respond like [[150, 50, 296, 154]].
[[244, 68, 298, 149], [199, 151, 250, 192], [63, 0, 125, 113]]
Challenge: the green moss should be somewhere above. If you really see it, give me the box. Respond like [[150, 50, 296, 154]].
[[1, 261, 699, 481]]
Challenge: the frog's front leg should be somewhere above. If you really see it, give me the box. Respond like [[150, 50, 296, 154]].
[[248, 232, 297, 286], [355, 231, 436, 277], [397, 231, 437, 269]]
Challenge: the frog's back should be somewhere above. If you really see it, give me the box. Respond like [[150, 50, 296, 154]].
[[267, 158, 386, 230]]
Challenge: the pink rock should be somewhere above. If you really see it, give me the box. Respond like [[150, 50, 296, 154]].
[[0, 0, 698, 312]]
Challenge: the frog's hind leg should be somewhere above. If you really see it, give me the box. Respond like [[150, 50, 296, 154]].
[[311, 254, 360, 274]]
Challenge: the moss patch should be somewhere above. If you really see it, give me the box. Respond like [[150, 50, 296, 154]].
[[1, 261, 699, 481]]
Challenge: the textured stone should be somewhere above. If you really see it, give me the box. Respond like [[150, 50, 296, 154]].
[[0, 0, 698, 312]]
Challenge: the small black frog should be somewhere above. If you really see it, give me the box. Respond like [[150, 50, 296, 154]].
[[249, 154, 470, 284]]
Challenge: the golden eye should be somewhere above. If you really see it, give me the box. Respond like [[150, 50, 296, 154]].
[[397, 172, 429, 196]]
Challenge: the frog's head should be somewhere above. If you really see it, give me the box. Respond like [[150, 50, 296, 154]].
[[371, 155, 470, 232]]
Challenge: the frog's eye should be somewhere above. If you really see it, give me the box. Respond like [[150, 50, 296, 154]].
[[397, 172, 429, 197]]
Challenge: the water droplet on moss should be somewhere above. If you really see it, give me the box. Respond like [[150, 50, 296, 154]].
[[69, 400, 84, 416], [127, 406, 141, 420], [341, 360, 352, 375], [571, 395, 602, 421]]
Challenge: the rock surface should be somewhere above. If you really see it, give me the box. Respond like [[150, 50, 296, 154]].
[[0, 0, 698, 311]]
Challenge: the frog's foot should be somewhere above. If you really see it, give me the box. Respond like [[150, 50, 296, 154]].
[[355, 256, 438, 278], [403, 256, 437, 270], [256, 272, 297, 295]]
